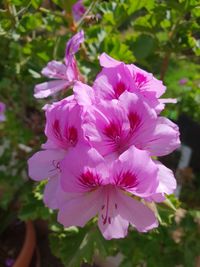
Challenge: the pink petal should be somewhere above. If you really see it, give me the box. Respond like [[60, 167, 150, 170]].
[[82, 99, 129, 156], [155, 98, 177, 114], [145, 193, 165, 202], [44, 100, 83, 150], [60, 145, 105, 193], [117, 190, 158, 232], [98, 187, 129, 240], [28, 149, 66, 181], [58, 189, 101, 227], [160, 98, 177, 104], [112, 145, 158, 197], [73, 81, 96, 106], [93, 64, 134, 100], [41, 60, 67, 79], [72, 0, 86, 22], [34, 80, 71, 98], [42, 139, 59, 150], [98, 187, 158, 239], [99, 53, 121, 68], [143, 117, 181, 156], [156, 161, 177, 194], [65, 59, 80, 81], [128, 64, 166, 98], [119, 91, 158, 151], [65, 30, 84, 65], [43, 175, 61, 209], [145, 161, 177, 202], [43, 175, 80, 209]]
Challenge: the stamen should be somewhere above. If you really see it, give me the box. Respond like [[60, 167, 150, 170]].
[[104, 121, 122, 148], [102, 191, 110, 225], [49, 160, 61, 173]]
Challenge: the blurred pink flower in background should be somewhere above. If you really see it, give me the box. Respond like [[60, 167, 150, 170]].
[[179, 78, 188, 85], [72, 0, 86, 22], [5, 258, 15, 267], [0, 102, 6, 122]]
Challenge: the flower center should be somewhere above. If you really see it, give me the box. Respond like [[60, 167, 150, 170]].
[[115, 170, 138, 189], [53, 119, 62, 141], [135, 72, 148, 90], [114, 81, 126, 98], [52, 119, 78, 148], [79, 170, 102, 190], [67, 126, 78, 146], [128, 112, 141, 132], [104, 121, 121, 144]]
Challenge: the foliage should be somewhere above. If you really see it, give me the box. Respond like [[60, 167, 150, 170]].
[[0, 0, 200, 266]]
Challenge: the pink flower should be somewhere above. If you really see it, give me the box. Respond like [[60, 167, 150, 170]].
[[0, 102, 6, 122], [28, 96, 86, 209], [95, 53, 176, 113], [179, 78, 188, 85], [72, 0, 86, 22], [59, 145, 158, 239], [29, 48, 180, 239], [75, 83, 180, 157], [34, 31, 84, 98]]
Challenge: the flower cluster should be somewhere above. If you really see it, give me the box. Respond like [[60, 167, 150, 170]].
[[28, 31, 180, 239]]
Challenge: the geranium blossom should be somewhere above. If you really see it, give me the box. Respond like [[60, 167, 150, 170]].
[[34, 31, 84, 98], [59, 145, 158, 239], [74, 83, 180, 157], [29, 36, 181, 239], [73, 82, 179, 202], [28, 96, 86, 209], [95, 53, 176, 113], [72, 0, 86, 22], [0, 102, 6, 122]]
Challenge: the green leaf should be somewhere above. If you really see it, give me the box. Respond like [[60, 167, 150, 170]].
[[31, 0, 42, 9], [128, 0, 154, 15], [133, 34, 155, 60], [49, 226, 109, 267]]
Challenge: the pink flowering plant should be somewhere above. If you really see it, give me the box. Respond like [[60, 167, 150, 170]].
[[1, 0, 200, 266], [28, 30, 180, 241]]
